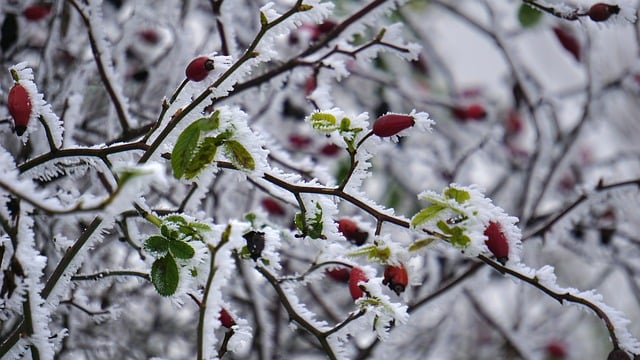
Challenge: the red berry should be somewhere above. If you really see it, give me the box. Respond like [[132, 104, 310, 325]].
[[552, 27, 580, 61], [545, 340, 567, 359], [316, 20, 337, 36], [453, 103, 486, 121], [23, 4, 53, 21], [372, 113, 415, 137], [505, 110, 523, 136], [261, 197, 285, 216], [218, 308, 235, 328], [382, 264, 408, 295], [484, 221, 509, 265], [337, 218, 368, 246], [326, 267, 350, 282], [185, 56, 214, 82], [348, 267, 368, 300], [304, 75, 316, 96], [319, 143, 341, 156], [288, 134, 312, 149], [139, 29, 160, 44], [8, 84, 32, 136], [588, 3, 620, 22]]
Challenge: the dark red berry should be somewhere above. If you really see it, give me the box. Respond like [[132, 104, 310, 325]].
[[545, 340, 567, 359], [304, 75, 316, 96], [337, 218, 368, 246], [382, 264, 408, 295], [8, 83, 32, 136], [453, 103, 487, 121], [505, 110, 523, 136], [320, 143, 341, 156], [261, 198, 285, 216], [484, 221, 509, 265], [185, 56, 214, 82], [588, 3, 620, 22], [23, 4, 52, 21], [219, 308, 235, 328], [372, 113, 415, 137], [348, 267, 368, 300], [553, 27, 580, 61], [288, 134, 312, 149], [139, 29, 160, 44], [325, 267, 350, 282], [317, 20, 337, 36], [243, 231, 265, 261]]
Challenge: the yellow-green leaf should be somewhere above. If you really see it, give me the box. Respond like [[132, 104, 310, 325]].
[[224, 140, 255, 171], [185, 137, 218, 179], [411, 204, 446, 227]]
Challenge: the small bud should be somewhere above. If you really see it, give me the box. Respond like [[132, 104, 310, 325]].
[[218, 308, 235, 328], [372, 113, 415, 137], [185, 56, 215, 82], [23, 4, 53, 21], [338, 218, 369, 246], [383, 264, 408, 295], [484, 221, 509, 265], [348, 267, 368, 300], [588, 3, 620, 22], [8, 83, 32, 136], [261, 198, 286, 216], [607, 348, 631, 360], [325, 267, 350, 282]]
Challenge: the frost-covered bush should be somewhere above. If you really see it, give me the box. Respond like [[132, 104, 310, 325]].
[[1, 0, 640, 359]]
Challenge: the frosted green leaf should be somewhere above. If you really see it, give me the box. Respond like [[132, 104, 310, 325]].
[[310, 112, 338, 132], [444, 187, 470, 203], [169, 240, 195, 259], [411, 204, 446, 227], [224, 140, 255, 171], [144, 235, 170, 256], [185, 137, 218, 179], [151, 255, 179, 296], [195, 110, 220, 132], [171, 122, 201, 179]]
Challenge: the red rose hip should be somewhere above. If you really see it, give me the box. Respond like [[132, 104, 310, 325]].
[[337, 218, 368, 246], [383, 264, 408, 295], [372, 113, 415, 137], [326, 267, 350, 282], [218, 308, 235, 328], [348, 267, 368, 300], [261, 197, 285, 216], [553, 27, 580, 61], [484, 221, 509, 265], [588, 3, 620, 22], [8, 83, 32, 136], [185, 56, 215, 82], [23, 4, 53, 21]]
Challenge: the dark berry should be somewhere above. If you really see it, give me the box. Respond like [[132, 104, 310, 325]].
[[372, 113, 415, 137], [484, 221, 509, 265], [185, 56, 214, 82]]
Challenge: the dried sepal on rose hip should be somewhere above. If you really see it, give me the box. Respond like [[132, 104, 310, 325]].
[[8, 83, 33, 136], [588, 3, 620, 22], [337, 218, 369, 246], [484, 221, 510, 265], [185, 56, 215, 82], [348, 267, 369, 300], [382, 264, 408, 295], [218, 308, 236, 328]]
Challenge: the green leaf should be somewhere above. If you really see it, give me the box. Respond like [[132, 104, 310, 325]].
[[151, 255, 179, 296], [171, 122, 201, 179], [306, 202, 324, 239], [185, 137, 218, 179], [518, 4, 542, 28], [294, 213, 304, 232], [188, 221, 211, 232], [144, 235, 170, 256], [339, 117, 351, 132], [444, 187, 470, 203], [163, 215, 187, 225], [224, 140, 255, 171], [309, 112, 338, 132], [196, 110, 220, 132], [169, 240, 195, 259], [408, 237, 437, 251], [411, 204, 446, 227]]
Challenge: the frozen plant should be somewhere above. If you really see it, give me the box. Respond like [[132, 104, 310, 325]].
[[1, 0, 640, 359]]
